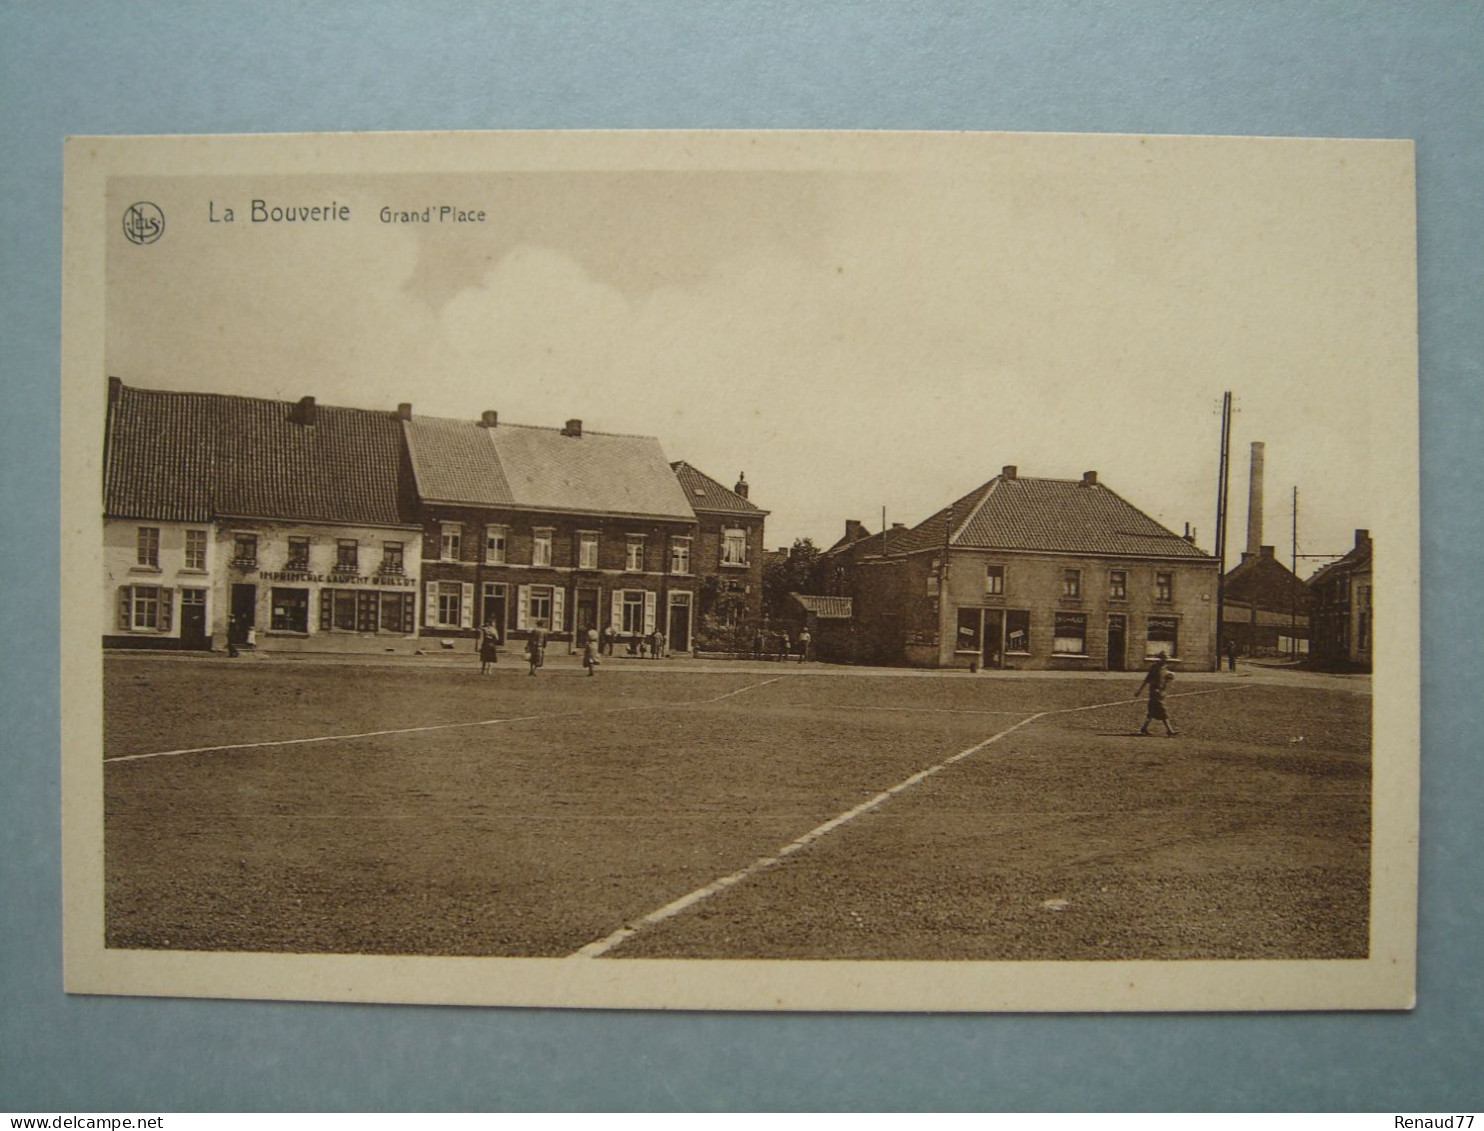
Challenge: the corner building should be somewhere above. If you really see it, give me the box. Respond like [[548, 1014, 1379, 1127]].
[[841, 466, 1219, 670]]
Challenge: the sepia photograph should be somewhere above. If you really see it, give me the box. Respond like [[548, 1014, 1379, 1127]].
[[60, 130, 1419, 1011]]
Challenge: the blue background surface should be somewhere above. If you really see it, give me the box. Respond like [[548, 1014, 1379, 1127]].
[[2, 0, 1480, 1112]]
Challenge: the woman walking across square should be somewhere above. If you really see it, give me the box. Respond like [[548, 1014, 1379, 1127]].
[[1134, 653, 1178, 736]]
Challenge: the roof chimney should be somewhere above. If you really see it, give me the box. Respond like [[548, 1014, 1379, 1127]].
[[293, 395, 317, 426], [844, 519, 865, 541], [562, 418, 582, 438], [891, 522, 906, 529], [1002, 465, 1017, 480], [1355, 528, 1371, 548], [479, 410, 498, 428], [396, 403, 412, 421], [1246, 441, 1265, 558], [108, 376, 123, 402], [734, 472, 749, 499], [1260, 545, 1275, 559], [1082, 470, 1098, 487]]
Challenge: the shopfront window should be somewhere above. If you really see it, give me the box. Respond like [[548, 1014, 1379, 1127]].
[[1147, 616, 1179, 659], [270, 587, 309, 632], [1053, 612, 1087, 655], [332, 590, 358, 630], [380, 592, 413, 633], [955, 608, 983, 653], [1005, 609, 1031, 655]]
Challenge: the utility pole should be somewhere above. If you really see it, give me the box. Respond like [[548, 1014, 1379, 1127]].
[[1291, 486, 1299, 660], [1212, 392, 1233, 673]]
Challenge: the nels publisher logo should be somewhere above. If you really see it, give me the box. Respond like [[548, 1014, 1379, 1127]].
[[122, 201, 165, 245]]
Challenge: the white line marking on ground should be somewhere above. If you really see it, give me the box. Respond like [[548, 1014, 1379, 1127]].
[[104, 676, 784, 765], [570, 682, 1253, 958]]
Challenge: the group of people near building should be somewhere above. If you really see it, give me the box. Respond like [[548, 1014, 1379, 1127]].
[[752, 627, 811, 662]]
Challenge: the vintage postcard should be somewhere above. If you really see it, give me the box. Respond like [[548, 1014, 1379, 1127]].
[[61, 130, 1418, 1011]]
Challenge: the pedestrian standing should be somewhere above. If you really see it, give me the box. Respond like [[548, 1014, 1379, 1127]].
[[798, 627, 811, 663], [526, 627, 547, 677], [583, 626, 600, 676], [600, 625, 614, 656], [478, 618, 501, 675], [651, 627, 665, 659], [1226, 637, 1239, 672], [1133, 653, 1178, 736], [778, 632, 790, 662]]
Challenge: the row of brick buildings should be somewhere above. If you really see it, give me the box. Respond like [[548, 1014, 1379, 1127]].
[[105, 379, 1368, 672], [103, 380, 766, 654]]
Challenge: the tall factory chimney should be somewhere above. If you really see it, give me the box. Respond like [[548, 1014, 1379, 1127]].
[[1246, 441, 1265, 559]]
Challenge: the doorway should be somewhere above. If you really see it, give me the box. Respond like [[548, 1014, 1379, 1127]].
[[668, 591, 692, 654], [180, 587, 209, 649], [229, 584, 256, 645], [980, 608, 1004, 669], [574, 587, 600, 640], [1107, 614, 1127, 671]]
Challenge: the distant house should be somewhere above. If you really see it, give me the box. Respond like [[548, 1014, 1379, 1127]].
[[1307, 529, 1373, 671], [785, 593, 854, 662], [103, 380, 422, 652], [836, 466, 1220, 670], [1222, 545, 1309, 657]]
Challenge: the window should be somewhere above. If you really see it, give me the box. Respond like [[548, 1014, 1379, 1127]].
[[1155, 571, 1173, 602], [380, 592, 413, 633], [1053, 612, 1087, 655], [335, 539, 359, 573], [136, 527, 160, 568], [440, 523, 462, 562], [670, 537, 692, 575], [232, 532, 258, 567], [621, 590, 647, 634], [131, 585, 160, 629], [955, 608, 983, 653], [985, 565, 1004, 595], [484, 524, 507, 565], [185, 529, 207, 571], [270, 587, 309, 633], [437, 582, 463, 627], [1146, 616, 1179, 659], [331, 590, 358, 630], [1005, 609, 1032, 654], [578, 531, 599, 570], [527, 585, 554, 629], [625, 535, 646, 572], [117, 585, 172, 633], [1061, 569, 1082, 598], [532, 528, 553, 568], [380, 541, 404, 575], [1109, 570, 1127, 601], [722, 529, 747, 566], [286, 536, 310, 571]]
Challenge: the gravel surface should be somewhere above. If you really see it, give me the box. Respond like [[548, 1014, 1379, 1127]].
[[104, 657, 1369, 960]]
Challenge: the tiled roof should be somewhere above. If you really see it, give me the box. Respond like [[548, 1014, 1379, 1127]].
[[790, 593, 853, 618], [407, 417, 698, 520], [104, 383, 412, 526], [403, 416, 514, 507], [887, 474, 1211, 560], [670, 462, 768, 515]]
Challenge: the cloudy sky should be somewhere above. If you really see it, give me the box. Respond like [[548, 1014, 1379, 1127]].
[[105, 133, 1415, 569]]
